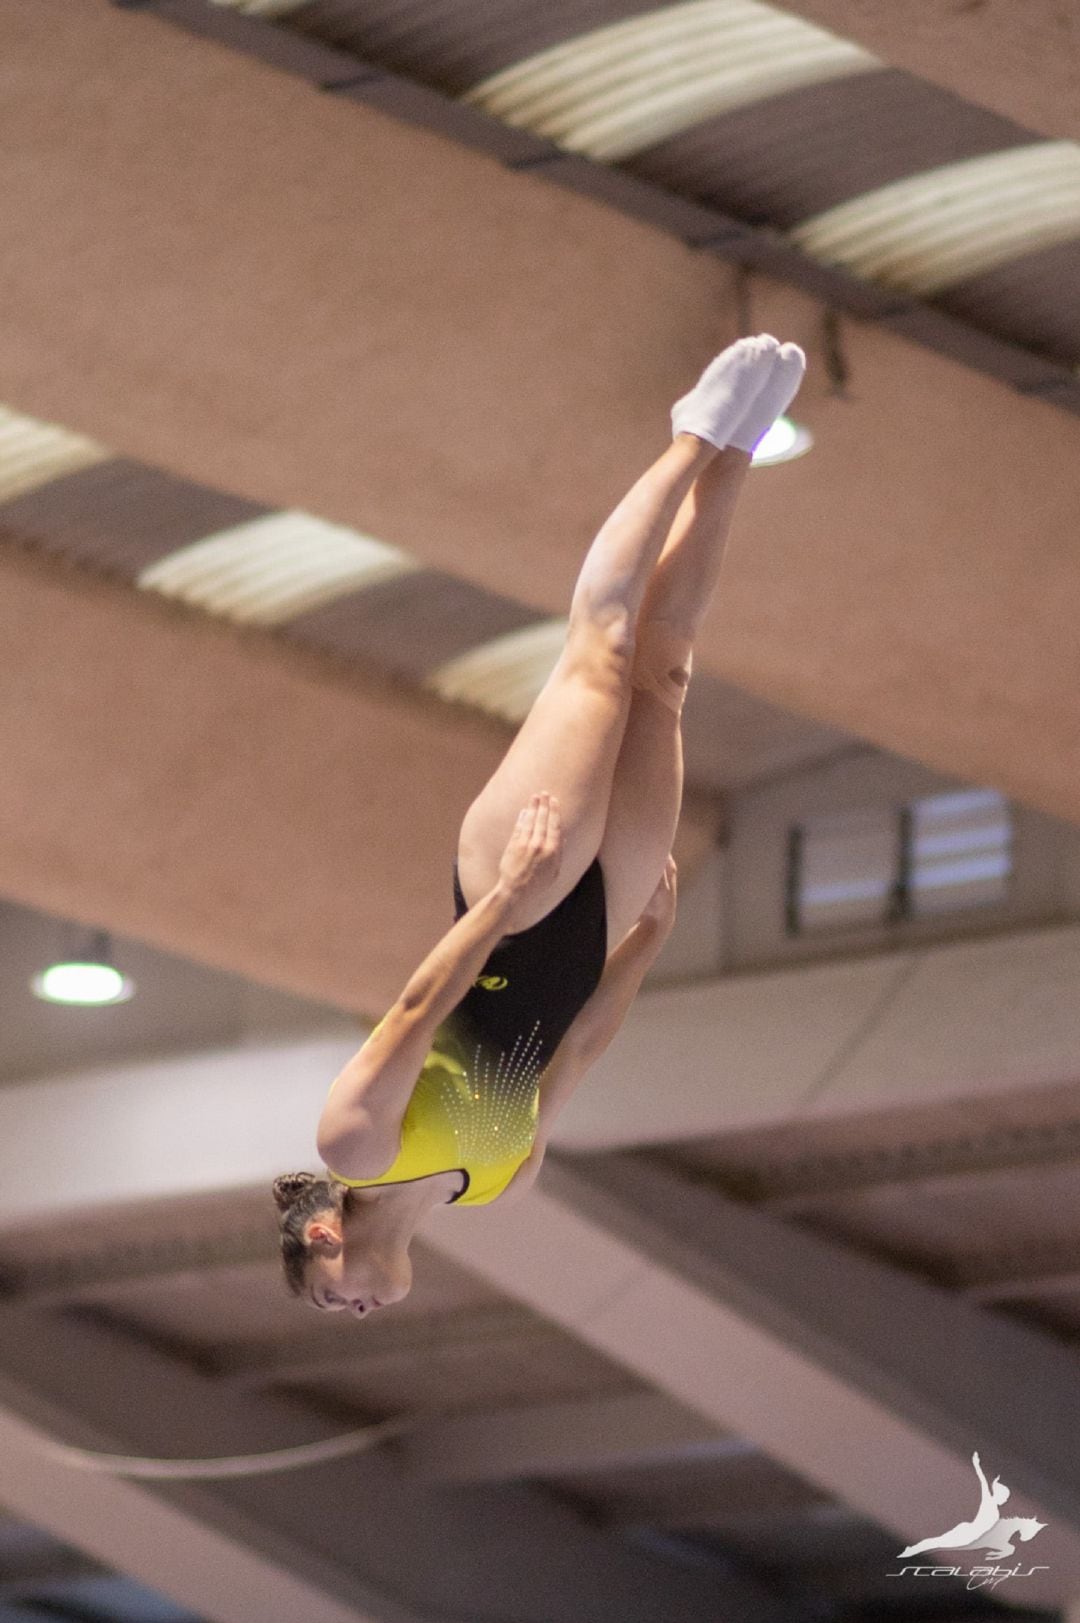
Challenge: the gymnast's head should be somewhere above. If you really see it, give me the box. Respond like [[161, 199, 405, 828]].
[[272, 1172, 413, 1318]]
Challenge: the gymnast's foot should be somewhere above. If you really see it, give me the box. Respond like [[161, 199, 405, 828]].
[[671, 335, 806, 454], [670, 334, 779, 452], [728, 339, 806, 454]]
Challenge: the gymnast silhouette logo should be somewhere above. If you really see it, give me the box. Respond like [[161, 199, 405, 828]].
[[897, 1452, 1046, 1564], [474, 975, 508, 991]]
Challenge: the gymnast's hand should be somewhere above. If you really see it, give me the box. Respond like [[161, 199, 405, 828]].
[[497, 792, 563, 919], [639, 855, 678, 941]]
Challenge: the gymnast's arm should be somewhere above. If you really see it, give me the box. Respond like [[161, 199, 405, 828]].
[[318, 794, 563, 1178], [498, 861, 677, 1202]]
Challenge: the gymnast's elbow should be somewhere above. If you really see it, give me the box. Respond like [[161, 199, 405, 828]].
[[316, 1111, 395, 1181]]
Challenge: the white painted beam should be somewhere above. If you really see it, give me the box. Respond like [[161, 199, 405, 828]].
[[421, 1154, 1080, 1608], [0, 1303, 777, 1623], [5, 927, 1080, 1239], [0, 1405, 378, 1623], [0, 1038, 357, 1226], [5, 982, 1080, 1599], [552, 922, 1080, 1149]]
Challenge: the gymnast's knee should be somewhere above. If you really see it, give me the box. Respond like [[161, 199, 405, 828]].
[[630, 620, 693, 716]]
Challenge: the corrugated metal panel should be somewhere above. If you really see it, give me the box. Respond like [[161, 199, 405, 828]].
[[138, 510, 419, 625], [172, 0, 372, 86], [462, 0, 879, 162], [0, 407, 108, 505], [790, 142, 1080, 296], [173, 0, 1080, 380], [933, 238, 1080, 368], [288, 0, 651, 98], [285, 571, 542, 679], [626, 69, 1036, 227], [426, 620, 568, 722], [209, 0, 305, 17], [0, 459, 268, 577], [0, 402, 850, 792]]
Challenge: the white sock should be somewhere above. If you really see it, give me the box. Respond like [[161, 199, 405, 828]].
[[726, 342, 806, 454], [670, 334, 779, 450]]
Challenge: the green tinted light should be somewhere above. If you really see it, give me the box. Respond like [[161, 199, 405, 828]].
[[31, 961, 134, 1006], [751, 415, 813, 467]]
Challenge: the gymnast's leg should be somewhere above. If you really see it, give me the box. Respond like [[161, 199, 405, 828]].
[[599, 344, 807, 946], [456, 336, 783, 933]]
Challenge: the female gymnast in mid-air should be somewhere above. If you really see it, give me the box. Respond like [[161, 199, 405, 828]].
[[274, 334, 806, 1316]]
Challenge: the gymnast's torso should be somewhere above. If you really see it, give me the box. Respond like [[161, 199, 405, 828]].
[[331, 860, 608, 1206]]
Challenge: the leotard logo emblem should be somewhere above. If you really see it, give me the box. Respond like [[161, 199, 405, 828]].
[[474, 975, 509, 991]]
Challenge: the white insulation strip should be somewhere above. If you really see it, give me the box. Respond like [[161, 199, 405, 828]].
[[0, 406, 108, 504], [138, 510, 419, 626], [464, 0, 879, 161], [426, 620, 568, 723], [791, 141, 1080, 295]]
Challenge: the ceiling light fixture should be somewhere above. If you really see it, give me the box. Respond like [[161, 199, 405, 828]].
[[751, 416, 814, 466], [31, 931, 135, 1007]]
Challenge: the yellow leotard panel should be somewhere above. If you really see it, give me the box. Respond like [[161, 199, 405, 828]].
[[329, 1031, 540, 1207]]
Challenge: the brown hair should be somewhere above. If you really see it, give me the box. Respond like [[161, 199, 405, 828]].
[[272, 1172, 345, 1296]]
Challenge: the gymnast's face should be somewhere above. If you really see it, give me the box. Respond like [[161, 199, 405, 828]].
[[302, 1209, 412, 1319]]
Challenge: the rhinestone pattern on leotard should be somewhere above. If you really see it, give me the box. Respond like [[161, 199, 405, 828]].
[[435, 1020, 543, 1168]]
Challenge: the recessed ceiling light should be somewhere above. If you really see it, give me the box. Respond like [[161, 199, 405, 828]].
[[751, 415, 813, 466], [31, 930, 134, 1006], [31, 961, 135, 1006]]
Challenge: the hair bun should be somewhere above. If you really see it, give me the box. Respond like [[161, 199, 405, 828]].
[[272, 1171, 318, 1211]]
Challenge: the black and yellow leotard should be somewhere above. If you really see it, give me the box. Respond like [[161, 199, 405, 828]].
[[331, 860, 607, 1205]]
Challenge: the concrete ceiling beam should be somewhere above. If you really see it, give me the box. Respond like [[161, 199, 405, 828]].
[[0, 1376, 384, 1623], [0, 544, 715, 1011], [3, 922, 1079, 1235], [3, 3, 1080, 831], [0, 1302, 785, 1623], [3, 1032, 1079, 1598], [423, 1153, 1080, 1607], [0, 1033, 360, 1229], [0, 542, 506, 1013], [554, 923, 1080, 1149]]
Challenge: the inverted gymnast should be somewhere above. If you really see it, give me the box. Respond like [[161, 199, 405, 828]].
[[274, 335, 806, 1316]]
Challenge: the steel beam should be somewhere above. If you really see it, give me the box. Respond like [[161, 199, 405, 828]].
[[422, 1152, 1080, 1606], [0, 1301, 783, 1623]]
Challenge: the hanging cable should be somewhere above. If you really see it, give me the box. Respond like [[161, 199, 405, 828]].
[[33, 1413, 412, 1480]]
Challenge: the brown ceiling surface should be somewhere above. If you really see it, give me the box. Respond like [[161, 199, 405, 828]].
[[749, 0, 1080, 144], [277, 0, 1080, 372], [2, 453, 851, 789], [3, 1, 1080, 838], [0, 540, 509, 1012]]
